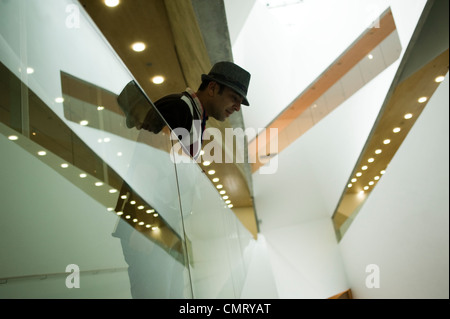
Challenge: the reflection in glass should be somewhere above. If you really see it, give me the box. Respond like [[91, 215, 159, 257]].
[[1, 0, 256, 299], [1, 59, 190, 298]]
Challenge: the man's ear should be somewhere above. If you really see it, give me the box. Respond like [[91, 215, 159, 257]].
[[207, 81, 217, 97]]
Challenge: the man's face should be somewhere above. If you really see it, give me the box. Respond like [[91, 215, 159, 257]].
[[208, 83, 244, 121]]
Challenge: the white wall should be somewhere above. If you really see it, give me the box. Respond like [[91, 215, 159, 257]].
[[225, 0, 431, 299], [263, 218, 349, 299], [226, 0, 427, 140], [240, 235, 279, 298], [223, 0, 256, 45], [339, 75, 449, 299], [250, 62, 398, 298]]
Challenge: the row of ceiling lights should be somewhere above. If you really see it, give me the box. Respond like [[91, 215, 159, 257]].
[[10, 132, 234, 210], [346, 74, 446, 194], [200, 151, 234, 209], [7, 133, 160, 231], [103, 0, 165, 86], [19, 102, 234, 209]]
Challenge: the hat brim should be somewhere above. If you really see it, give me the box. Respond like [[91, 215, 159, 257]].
[[126, 115, 135, 129], [202, 74, 249, 106]]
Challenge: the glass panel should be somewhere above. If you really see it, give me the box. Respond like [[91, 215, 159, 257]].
[[0, 0, 191, 299], [1, 0, 256, 299], [173, 144, 255, 299]]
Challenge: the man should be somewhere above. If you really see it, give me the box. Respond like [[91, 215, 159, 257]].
[[113, 61, 251, 298], [118, 61, 251, 158]]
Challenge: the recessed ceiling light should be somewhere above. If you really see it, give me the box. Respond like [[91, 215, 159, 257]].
[[351, 178, 357, 183], [26, 67, 34, 74], [364, 186, 369, 190], [383, 139, 391, 145], [116, 211, 123, 216], [212, 178, 219, 183], [79, 120, 89, 126], [104, 0, 119, 7], [216, 184, 223, 189], [153, 213, 158, 217], [97, 106, 104, 111], [95, 182, 103, 186], [208, 170, 216, 175], [356, 172, 362, 177], [79, 173, 87, 178], [368, 158, 374, 163], [61, 163, 69, 168], [375, 149, 382, 154], [8, 135, 18, 141], [404, 113, 413, 119], [131, 42, 146, 52], [203, 161, 211, 166], [219, 190, 226, 195], [146, 209, 155, 214], [362, 165, 368, 170], [393, 127, 401, 133], [369, 181, 374, 186], [380, 170, 386, 175], [55, 97, 64, 103], [348, 183, 353, 188], [109, 189, 118, 193], [152, 76, 165, 84], [130, 201, 136, 205], [37, 151, 46, 156], [225, 200, 231, 204], [374, 176, 380, 180], [223, 195, 229, 200], [435, 75, 445, 83], [418, 97, 428, 103], [368, 54, 374, 59]]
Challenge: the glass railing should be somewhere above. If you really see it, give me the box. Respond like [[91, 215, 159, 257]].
[[0, 0, 254, 299]]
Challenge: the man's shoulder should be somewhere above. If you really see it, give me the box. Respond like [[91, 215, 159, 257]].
[[155, 92, 194, 117], [155, 92, 185, 105]]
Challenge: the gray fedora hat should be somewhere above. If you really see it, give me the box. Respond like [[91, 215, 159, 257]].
[[202, 61, 251, 106]]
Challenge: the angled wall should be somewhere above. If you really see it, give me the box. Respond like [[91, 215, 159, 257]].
[[339, 74, 449, 299]]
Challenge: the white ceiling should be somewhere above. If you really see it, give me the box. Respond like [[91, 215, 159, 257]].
[[224, 0, 427, 141]]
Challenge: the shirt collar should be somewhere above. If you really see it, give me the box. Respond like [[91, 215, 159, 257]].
[[185, 87, 207, 119]]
